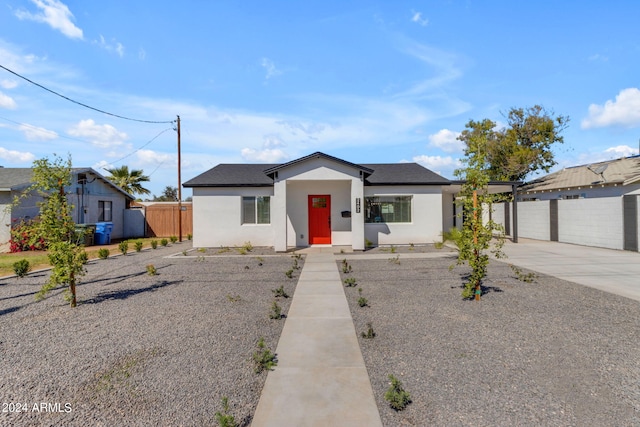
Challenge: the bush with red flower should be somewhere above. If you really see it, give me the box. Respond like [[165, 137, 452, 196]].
[[9, 218, 47, 252]]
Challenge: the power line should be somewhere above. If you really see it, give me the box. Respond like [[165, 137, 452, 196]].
[[108, 127, 173, 164], [0, 64, 175, 124]]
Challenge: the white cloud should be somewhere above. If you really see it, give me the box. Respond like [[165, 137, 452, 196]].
[[428, 129, 463, 153], [588, 53, 608, 62], [19, 124, 58, 141], [0, 147, 36, 163], [0, 80, 18, 89], [582, 88, 640, 129], [0, 92, 17, 109], [15, 0, 83, 40], [67, 119, 128, 148], [412, 154, 461, 175], [135, 149, 175, 166], [95, 35, 125, 58], [411, 11, 429, 26], [604, 145, 639, 158], [241, 148, 289, 163], [93, 160, 114, 172], [263, 135, 286, 149], [261, 58, 282, 80]]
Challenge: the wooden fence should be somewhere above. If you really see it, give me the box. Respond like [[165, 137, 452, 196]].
[[141, 203, 193, 238]]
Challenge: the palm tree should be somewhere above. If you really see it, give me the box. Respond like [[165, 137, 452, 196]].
[[105, 165, 151, 196]]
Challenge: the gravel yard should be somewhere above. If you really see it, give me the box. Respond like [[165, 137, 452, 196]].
[[340, 255, 640, 427], [0, 243, 302, 426]]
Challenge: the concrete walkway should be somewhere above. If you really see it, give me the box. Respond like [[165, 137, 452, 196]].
[[252, 253, 383, 427], [501, 238, 640, 302]]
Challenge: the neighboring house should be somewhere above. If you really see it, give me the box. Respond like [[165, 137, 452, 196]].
[[184, 151, 462, 251], [0, 168, 135, 245], [506, 155, 640, 251]]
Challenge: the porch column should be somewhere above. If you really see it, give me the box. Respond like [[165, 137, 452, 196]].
[[274, 179, 288, 252], [351, 178, 365, 251]]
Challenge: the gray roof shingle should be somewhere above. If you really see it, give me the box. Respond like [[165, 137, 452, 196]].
[[183, 154, 450, 188]]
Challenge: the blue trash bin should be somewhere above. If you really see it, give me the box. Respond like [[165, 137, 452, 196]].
[[94, 222, 113, 245]]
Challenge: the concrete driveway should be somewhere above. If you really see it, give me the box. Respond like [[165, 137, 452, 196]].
[[500, 238, 640, 302]]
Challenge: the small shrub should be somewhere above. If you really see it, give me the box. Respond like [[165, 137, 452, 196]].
[[388, 255, 400, 265], [182, 250, 188, 256], [170, 235, 178, 243], [160, 238, 168, 247], [409, 242, 415, 250], [434, 241, 444, 249], [78, 250, 89, 265], [285, 269, 293, 279], [134, 241, 143, 252], [292, 257, 300, 270], [510, 264, 537, 283], [197, 247, 206, 253], [365, 238, 373, 248], [226, 294, 241, 302], [118, 241, 129, 255], [9, 218, 46, 252], [242, 241, 253, 252], [253, 337, 277, 373], [361, 322, 376, 339], [390, 245, 397, 254], [98, 248, 110, 259], [358, 296, 368, 307], [150, 240, 158, 249], [269, 300, 282, 319], [236, 247, 247, 255], [343, 277, 357, 287], [13, 259, 31, 277], [341, 259, 352, 273], [272, 285, 289, 298], [146, 264, 157, 276], [186, 233, 192, 240], [214, 396, 238, 427], [217, 246, 230, 254], [385, 374, 412, 411]]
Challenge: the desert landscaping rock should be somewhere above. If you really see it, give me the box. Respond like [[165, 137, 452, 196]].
[[340, 255, 640, 426], [0, 242, 301, 426]]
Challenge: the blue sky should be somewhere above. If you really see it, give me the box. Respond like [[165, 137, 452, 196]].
[[1, 0, 639, 197]]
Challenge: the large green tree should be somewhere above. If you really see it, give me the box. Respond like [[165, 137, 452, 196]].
[[458, 105, 569, 182], [152, 185, 178, 202], [105, 165, 151, 196]]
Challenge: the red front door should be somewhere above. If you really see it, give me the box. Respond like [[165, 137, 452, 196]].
[[308, 195, 331, 244]]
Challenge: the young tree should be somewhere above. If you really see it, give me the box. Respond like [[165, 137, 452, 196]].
[[458, 105, 569, 181], [454, 119, 506, 300], [22, 155, 86, 307], [105, 165, 151, 196]]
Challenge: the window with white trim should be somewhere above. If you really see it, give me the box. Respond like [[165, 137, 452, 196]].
[[242, 196, 270, 224], [365, 196, 412, 223]]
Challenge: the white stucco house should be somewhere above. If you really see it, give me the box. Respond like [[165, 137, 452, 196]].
[[184, 152, 464, 251]]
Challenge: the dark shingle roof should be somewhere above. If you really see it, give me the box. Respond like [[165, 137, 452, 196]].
[[183, 154, 450, 188], [362, 163, 450, 185], [184, 164, 278, 187]]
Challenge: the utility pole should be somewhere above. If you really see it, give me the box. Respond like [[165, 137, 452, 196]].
[[177, 115, 183, 242]]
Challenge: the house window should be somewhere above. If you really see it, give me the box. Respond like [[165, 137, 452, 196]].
[[365, 196, 412, 223], [563, 194, 580, 200], [98, 201, 112, 221], [242, 196, 270, 224]]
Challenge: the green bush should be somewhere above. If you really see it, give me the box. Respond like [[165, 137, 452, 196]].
[[384, 374, 412, 411], [98, 248, 110, 259], [269, 301, 282, 319], [170, 235, 178, 243], [134, 241, 143, 252], [118, 241, 129, 255], [186, 233, 192, 240], [214, 397, 237, 427], [78, 250, 89, 264], [253, 337, 277, 373], [272, 285, 289, 298], [146, 264, 157, 276], [151, 240, 158, 249], [13, 259, 31, 277], [160, 238, 168, 247]]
